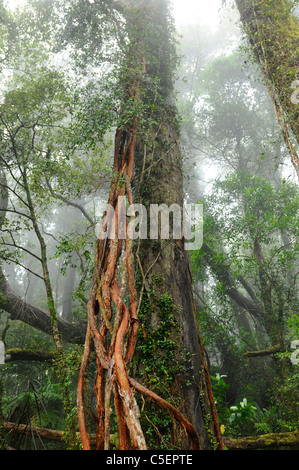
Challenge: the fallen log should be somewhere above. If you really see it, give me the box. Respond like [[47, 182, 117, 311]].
[[3, 422, 299, 450], [2, 422, 117, 448], [223, 430, 299, 450], [4, 349, 57, 363], [2, 422, 78, 444]]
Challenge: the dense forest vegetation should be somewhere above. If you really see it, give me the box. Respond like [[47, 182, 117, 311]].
[[0, 0, 298, 451]]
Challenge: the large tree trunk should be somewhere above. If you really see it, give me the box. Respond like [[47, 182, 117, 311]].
[[235, 0, 299, 176], [75, 0, 223, 451], [76, 0, 219, 451], [134, 125, 220, 449], [130, 1, 223, 449]]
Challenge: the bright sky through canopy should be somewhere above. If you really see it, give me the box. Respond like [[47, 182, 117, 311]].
[[5, 0, 223, 30], [172, 0, 222, 30]]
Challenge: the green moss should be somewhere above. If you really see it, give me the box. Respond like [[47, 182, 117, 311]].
[[132, 287, 184, 449]]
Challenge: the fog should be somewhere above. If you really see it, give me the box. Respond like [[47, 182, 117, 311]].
[[0, 0, 298, 452], [173, 0, 222, 29]]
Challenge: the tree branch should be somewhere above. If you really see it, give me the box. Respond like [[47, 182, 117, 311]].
[[202, 243, 265, 320], [243, 344, 283, 358], [44, 178, 94, 226], [0, 268, 86, 345]]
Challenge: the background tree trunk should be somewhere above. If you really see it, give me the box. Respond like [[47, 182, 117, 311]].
[[235, 0, 299, 175]]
